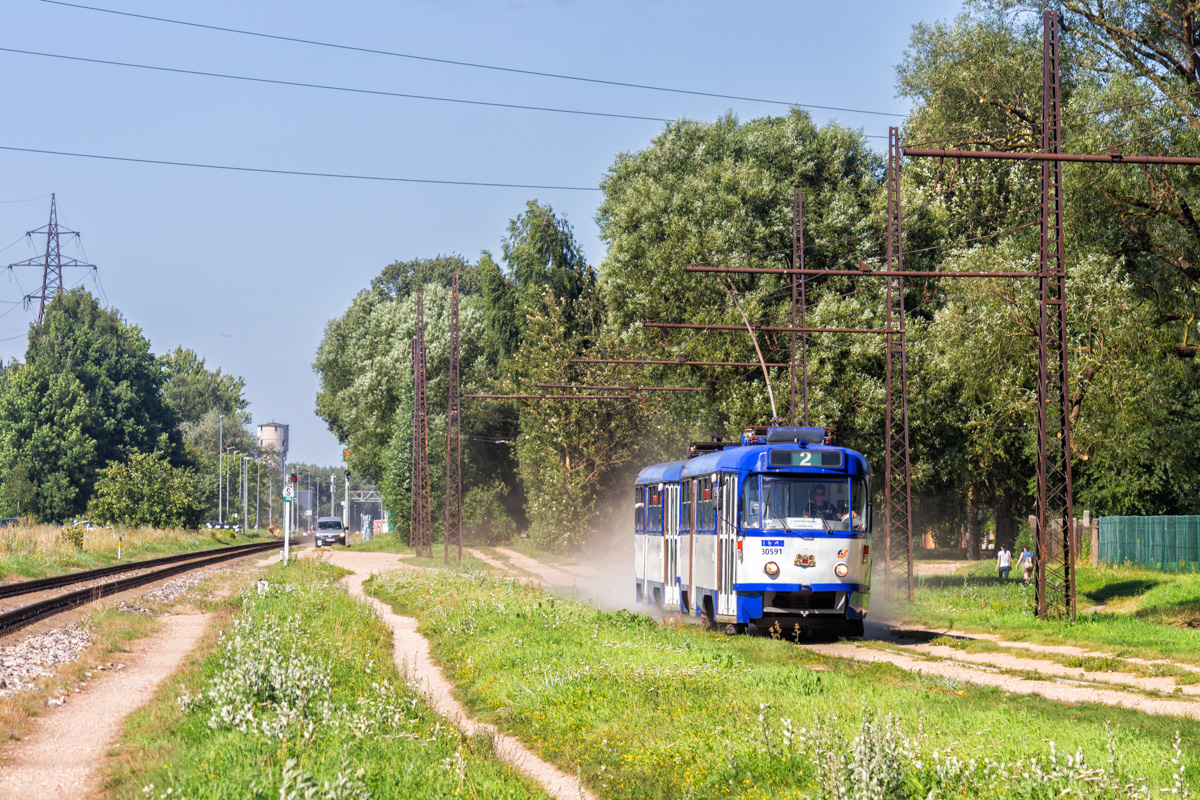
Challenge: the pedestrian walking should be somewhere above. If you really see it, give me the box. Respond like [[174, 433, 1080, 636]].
[[1017, 546, 1034, 581], [996, 545, 1012, 579]]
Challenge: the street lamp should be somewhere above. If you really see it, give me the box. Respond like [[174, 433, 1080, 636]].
[[226, 449, 240, 527], [242, 455, 250, 536], [217, 415, 225, 525], [254, 457, 261, 531]]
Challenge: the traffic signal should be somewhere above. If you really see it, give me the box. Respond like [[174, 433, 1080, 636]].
[[289, 472, 297, 484]]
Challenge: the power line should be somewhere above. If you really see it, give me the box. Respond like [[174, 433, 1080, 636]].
[[41, 0, 906, 119], [0, 194, 52, 204], [0, 145, 603, 191], [0, 47, 671, 124]]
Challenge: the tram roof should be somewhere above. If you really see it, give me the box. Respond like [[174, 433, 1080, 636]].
[[636, 443, 869, 485], [634, 460, 688, 485], [682, 443, 868, 477]]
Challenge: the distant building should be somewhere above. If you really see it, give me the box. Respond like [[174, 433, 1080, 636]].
[[257, 422, 289, 471]]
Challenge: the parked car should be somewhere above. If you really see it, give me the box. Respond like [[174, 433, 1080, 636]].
[[314, 517, 347, 548], [0, 517, 18, 529]]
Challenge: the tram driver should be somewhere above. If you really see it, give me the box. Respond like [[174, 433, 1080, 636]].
[[806, 485, 840, 520]]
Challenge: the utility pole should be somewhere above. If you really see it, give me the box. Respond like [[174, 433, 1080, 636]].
[[344, 470, 350, 531], [217, 416, 224, 525], [7, 194, 96, 325], [242, 456, 249, 537], [255, 458, 260, 531], [445, 272, 462, 563], [410, 285, 432, 558]]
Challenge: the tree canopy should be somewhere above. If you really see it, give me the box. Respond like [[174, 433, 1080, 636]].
[[0, 290, 184, 521]]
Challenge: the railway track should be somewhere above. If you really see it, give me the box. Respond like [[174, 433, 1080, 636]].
[[0, 539, 283, 637]]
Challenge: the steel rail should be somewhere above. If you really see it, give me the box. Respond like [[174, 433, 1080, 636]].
[[0, 539, 282, 600], [0, 539, 282, 636]]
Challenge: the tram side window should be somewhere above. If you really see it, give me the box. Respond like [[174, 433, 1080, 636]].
[[652, 490, 662, 533], [681, 481, 690, 533], [701, 478, 714, 532], [635, 487, 644, 532], [742, 475, 761, 529]]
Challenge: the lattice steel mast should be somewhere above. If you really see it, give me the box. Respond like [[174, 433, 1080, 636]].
[[444, 274, 463, 564], [410, 286, 432, 558], [884, 127, 915, 601], [7, 194, 95, 324], [1036, 9, 1076, 619]]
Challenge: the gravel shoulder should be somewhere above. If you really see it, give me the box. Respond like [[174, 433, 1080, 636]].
[[0, 611, 212, 799]]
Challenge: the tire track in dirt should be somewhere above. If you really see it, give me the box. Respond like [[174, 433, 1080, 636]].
[[321, 550, 596, 800], [805, 640, 1200, 719]]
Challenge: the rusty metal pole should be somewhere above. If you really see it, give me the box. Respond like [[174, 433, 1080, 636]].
[[1036, 9, 1077, 620], [410, 338, 421, 552], [791, 188, 810, 426], [884, 126, 916, 602], [445, 273, 463, 564], [412, 285, 432, 558]]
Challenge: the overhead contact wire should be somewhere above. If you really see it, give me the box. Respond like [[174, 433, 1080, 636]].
[[40, 0, 905, 119], [0, 47, 672, 123], [0, 145, 602, 191]]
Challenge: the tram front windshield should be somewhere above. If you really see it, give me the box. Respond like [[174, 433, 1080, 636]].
[[742, 476, 868, 532]]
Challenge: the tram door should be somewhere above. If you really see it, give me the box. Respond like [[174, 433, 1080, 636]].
[[687, 479, 697, 613], [717, 473, 738, 616], [663, 484, 680, 608]]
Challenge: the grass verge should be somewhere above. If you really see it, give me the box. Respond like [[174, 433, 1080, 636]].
[[104, 557, 548, 799], [0, 606, 159, 744], [0, 524, 271, 583], [368, 565, 1198, 799], [891, 561, 1200, 663]]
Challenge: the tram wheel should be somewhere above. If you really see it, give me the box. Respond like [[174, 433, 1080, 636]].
[[842, 619, 865, 639], [723, 622, 747, 636]]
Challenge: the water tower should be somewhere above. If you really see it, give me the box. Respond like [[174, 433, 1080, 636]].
[[257, 422, 289, 470]]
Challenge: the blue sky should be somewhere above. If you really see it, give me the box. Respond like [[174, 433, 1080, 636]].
[[0, 0, 964, 466]]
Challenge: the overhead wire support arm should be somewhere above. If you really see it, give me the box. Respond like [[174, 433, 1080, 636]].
[[642, 322, 895, 334], [464, 393, 635, 400], [569, 357, 791, 368], [684, 266, 1042, 278], [534, 383, 708, 392], [902, 147, 1200, 166]]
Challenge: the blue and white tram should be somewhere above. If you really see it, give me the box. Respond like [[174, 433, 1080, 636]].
[[633, 426, 871, 637]]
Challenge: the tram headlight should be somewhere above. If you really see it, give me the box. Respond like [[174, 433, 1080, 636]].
[[764, 561, 780, 578], [834, 563, 849, 578]]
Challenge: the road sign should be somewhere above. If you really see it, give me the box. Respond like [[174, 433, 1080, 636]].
[[283, 485, 294, 499]]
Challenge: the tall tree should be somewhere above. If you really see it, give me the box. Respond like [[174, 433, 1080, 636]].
[[596, 110, 883, 434], [0, 290, 182, 520]]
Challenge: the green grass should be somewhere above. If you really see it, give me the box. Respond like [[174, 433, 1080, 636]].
[[329, 534, 506, 574], [481, 538, 575, 565], [104, 558, 548, 799], [894, 561, 1200, 663], [368, 566, 1199, 799], [0, 525, 271, 583]]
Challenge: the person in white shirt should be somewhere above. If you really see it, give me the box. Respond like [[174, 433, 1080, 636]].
[[996, 545, 1012, 579]]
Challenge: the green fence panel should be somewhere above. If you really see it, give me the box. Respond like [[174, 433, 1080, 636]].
[[1099, 515, 1200, 572]]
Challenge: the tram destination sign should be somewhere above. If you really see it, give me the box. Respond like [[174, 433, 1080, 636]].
[[769, 449, 844, 469]]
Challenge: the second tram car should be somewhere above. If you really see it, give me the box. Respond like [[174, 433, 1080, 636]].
[[633, 426, 871, 636]]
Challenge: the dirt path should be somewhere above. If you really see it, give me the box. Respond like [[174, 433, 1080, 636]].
[[891, 640, 1200, 696], [874, 620, 1200, 674], [0, 611, 211, 800], [319, 549, 596, 800], [807, 639, 1200, 719]]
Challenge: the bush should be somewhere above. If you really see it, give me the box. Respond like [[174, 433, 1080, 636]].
[[88, 451, 206, 529]]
